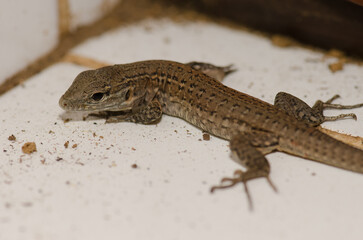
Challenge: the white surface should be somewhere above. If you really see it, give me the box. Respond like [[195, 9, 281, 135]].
[[68, 0, 119, 31], [0, 0, 118, 83], [0, 0, 58, 82], [1, 20, 363, 240]]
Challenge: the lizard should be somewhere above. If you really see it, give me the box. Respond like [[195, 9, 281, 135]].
[[59, 60, 363, 207]]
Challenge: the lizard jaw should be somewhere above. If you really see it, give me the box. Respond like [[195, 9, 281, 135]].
[[59, 95, 132, 112]]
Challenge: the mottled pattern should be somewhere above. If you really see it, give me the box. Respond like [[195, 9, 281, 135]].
[[59, 60, 363, 191]]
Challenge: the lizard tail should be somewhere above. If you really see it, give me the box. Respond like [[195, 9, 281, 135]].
[[281, 128, 363, 173]]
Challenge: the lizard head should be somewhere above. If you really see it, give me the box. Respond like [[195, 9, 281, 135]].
[[59, 65, 155, 112]]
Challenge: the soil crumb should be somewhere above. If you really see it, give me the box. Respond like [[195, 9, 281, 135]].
[[329, 61, 345, 73], [8, 135, 16, 141], [203, 133, 210, 141], [326, 49, 345, 58], [271, 34, 296, 47], [22, 142, 37, 154]]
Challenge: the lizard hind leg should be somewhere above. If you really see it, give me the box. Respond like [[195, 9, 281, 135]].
[[274, 92, 363, 127], [211, 131, 279, 209]]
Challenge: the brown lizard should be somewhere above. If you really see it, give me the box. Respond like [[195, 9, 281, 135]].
[[59, 60, 363, 206]]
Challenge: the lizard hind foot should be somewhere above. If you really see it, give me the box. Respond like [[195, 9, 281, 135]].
[[315, 94, 363, 123], [274, 92, 363, 126]]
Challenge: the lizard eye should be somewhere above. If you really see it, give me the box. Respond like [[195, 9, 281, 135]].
[[91, 92, 104, 101]]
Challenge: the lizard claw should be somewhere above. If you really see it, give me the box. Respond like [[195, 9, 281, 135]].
[[210, 170, 254, 210], [317, 94, 363, 122], [222, 64, 237, 76], [210, 170, 244, 192]]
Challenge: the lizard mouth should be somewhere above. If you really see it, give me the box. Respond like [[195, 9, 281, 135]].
[[59, 95, 132, 112], [87, 109, 133, 121], [102, 110, 132, 116]]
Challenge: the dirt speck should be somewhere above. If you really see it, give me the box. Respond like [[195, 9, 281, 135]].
[[329, 61, 344, 73], [22, 142, 37, 154], [131, 147, 136, 151], [326, 49, 344, 58], [111, 162, 117, 167], [131, 163, 138, 168], [22, 202, 33, 207], [163, 37, 171, 44], [8, 135, 16, 141], [203, 133, 210, 141], [271, 34, 296, 47]]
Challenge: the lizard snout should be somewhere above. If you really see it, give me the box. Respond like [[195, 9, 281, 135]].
[[59, 95, 70, 110]]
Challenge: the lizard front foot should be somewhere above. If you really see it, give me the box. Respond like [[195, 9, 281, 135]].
[[87, 111, 131, 123], [210, 170, 277, 210]]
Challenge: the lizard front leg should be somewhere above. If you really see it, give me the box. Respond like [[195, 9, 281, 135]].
[[106, 99, 162, 124], [274, 92, 363, 127], [89, 99, 162, 124], [211, 130, 279, 209], [186, 61, 235, 82]]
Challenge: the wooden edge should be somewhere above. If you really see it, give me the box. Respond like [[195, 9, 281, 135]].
[[58, 0, 71, 40], [62, 54, 110, 69], [318, 126, 363, 150]]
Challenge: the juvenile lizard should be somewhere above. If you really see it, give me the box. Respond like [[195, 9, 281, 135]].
[[59, 60, 363, 205]]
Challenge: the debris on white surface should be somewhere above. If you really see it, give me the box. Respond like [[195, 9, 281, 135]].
[[1, 20, 363, 240]]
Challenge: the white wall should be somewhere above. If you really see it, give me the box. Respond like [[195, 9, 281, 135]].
[[0, 0, 119, 84]]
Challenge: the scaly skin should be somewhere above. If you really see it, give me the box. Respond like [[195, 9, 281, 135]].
[[59, 60, 363, 202]]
